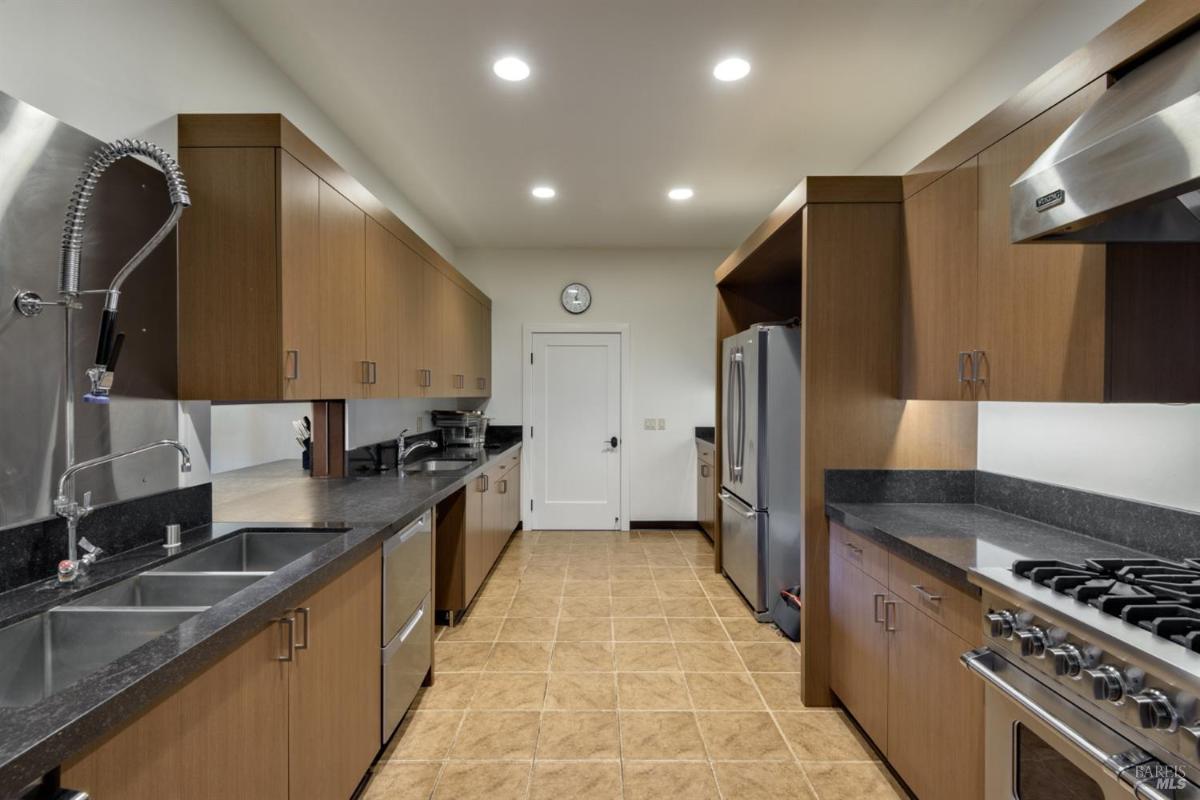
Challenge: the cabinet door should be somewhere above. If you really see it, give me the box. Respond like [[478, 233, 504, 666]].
[[976, 80, 1107, 402], [289, 551, 382, 800], [397, 241, 426, 396], [470, 299, 492, 397], [828, 551, 889, 751], [463, 475, 487, 599], [317, 180, 367, 399], [62, 623, 290, 800], [279, 150, 323, 400], [887, 596, 983, 800], [364, 218, 402, 397], [901, 159, 978, 400], [447, 285, 473, 397]]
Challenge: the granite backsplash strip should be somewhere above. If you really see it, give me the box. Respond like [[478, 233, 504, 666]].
[[825, 469, 975, 504], [0, 483, 212, 594], [827, 469, 1200, 562]]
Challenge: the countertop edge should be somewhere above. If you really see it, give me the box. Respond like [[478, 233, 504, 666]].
[[0, 443, 522, 795], [825, 502, 980, 595]]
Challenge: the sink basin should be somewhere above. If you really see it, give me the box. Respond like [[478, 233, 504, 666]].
[[0, 608, 198, 707], [152, 531, 342, 572], [403, 459, 475, 475], [68, 572, 265, 607]]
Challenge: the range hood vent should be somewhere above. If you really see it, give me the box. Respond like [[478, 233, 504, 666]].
[[1011, 29, 1200, 244]]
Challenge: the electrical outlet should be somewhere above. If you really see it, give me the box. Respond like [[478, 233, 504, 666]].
[[656, 418, 666, 430], [643, 418, 656, 430]]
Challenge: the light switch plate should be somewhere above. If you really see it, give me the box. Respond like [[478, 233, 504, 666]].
[[656, 418, 666, 430], [643, 418, 655, 430]]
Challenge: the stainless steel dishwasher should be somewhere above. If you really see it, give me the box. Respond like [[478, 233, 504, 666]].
[[382, 510, 433, 744]]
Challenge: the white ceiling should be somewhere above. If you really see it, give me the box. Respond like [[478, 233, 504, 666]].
[[220, 0, 1042, 249]]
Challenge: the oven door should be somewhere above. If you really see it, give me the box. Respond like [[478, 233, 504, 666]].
[[963, 649, 1195, 800]]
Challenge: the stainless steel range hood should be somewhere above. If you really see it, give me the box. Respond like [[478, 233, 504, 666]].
[[1011, 29, 1200, 244]]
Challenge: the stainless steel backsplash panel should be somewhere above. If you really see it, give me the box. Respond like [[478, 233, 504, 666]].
[[0, 91, 182, 528]]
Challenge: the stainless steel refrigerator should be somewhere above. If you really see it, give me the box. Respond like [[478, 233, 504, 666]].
[[719, 323, 803, 625]]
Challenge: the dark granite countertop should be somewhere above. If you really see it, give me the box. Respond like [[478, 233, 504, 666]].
[[0, 442, 520, 796], [826, 501, 1147, 593], [695, 426, 714, 445]]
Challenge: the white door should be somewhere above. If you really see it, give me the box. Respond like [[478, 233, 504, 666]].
[[530, 332, 622, 530]]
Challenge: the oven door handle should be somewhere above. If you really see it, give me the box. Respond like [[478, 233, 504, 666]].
[[961, 649, 1172, 800]]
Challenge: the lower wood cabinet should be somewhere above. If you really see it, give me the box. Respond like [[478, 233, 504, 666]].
[[827, 520, 982, 800], [62, 549, 381, 800], [437, 452, 522, 619], [696, 440, 715, 538]]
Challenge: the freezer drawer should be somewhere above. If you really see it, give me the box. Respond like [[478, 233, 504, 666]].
[[719, 490, 767, 612], [382, 593, 431, 744], [383, 510, 432, 645]]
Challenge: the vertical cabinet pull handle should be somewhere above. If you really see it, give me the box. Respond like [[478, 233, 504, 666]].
[[285, 350, 300, 380], [884, 601, 897, 632], [498, 479, 507, 494], [277, 617, 295, 661], [294, 607, 311, 650], [970, 349, 985, 387], [956, 351, 972, 384], [700, 464, 710, 478], [361, 360, 371, 384], [873, 593, 886, 624]]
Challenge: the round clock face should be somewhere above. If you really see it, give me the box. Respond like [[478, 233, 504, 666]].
[[561, 282, 592, 314]]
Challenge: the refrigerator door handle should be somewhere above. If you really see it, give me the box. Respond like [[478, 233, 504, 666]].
[[734, 348, 746, 480], [718, 490, 756, 518], [725, 347, 737, 479]]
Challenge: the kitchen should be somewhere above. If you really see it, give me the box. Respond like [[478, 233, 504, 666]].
[[2, 1, 1200, 799]]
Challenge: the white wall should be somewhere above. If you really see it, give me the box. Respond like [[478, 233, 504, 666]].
[[209, 403, 312, 474], [0, 0, 453, 260], [854, 0, 1200, 513], [457, 248, 723, 521]]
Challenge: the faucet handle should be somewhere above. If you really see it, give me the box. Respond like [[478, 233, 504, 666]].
[[80, 490, 94, 517], [78, 537, 103, 565]]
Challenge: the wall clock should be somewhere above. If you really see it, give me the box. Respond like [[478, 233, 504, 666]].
[[561, 282, 592, 314]]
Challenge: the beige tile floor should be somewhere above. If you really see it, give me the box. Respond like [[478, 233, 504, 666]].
[[363, 529, 908, 800]]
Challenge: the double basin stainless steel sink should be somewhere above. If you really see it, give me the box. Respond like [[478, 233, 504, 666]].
[[0, 530, 343, 708]]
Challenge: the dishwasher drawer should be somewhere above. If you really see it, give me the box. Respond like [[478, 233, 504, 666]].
[[382, 593, 431, 744], [383, 510, 432, 645]]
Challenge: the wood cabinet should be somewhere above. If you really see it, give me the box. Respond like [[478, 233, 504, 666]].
[[828, 520, 982, 800], [696, 440, 715, 538], [289, 551, 381, 800], [901, 158, 978, 401], [62, 549, 380, 800], [436, 451, 522, 618], [317, 181, 368, 399], [901, 77, 1200, 403], [177, 114, 492, 402]]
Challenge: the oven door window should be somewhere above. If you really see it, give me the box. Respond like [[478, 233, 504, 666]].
[[1016, 723, 1104, 799]]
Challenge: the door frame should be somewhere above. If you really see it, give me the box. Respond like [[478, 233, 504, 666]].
[[522, 323, 632, 532]]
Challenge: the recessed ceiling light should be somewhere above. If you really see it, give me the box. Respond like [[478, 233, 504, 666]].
[[668, 187, 695, 201], [713, 57, 751, 82], [493, 56, 531, 82], [531, 185, 556, 199]]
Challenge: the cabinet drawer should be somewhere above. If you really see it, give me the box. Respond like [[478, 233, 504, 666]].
[[697, 440, 715, 465], [382, 593, 432, 744], [888, 554, 980, 644], [383, 510, 432, 644], [830, 521, 888, 585]]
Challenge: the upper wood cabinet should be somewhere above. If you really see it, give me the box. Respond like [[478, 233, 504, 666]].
[[901, 78, 1200, 403], [901, 158, 978, 400], [177, 114, 492, 402]]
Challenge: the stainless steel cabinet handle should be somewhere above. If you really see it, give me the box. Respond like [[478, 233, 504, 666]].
[[477, 377, 486, 390], [700, 464, 710, 478], [844, 541, 863, 558], [498, 479, 508, 494], [956, 351, 971, 383], [970, 349, 986, 386], [370, 361, 378, 385], [884, 600, 897, 632], [361, 360, 372, 384], [285, 349, 300, 380], [294, 606, 311, 650], [961, 649, 1172, 800], [911, 584, 943, 603], [873, 593, 886, 624], [419, 369, 432, 388], [277, 616, 295, 661]]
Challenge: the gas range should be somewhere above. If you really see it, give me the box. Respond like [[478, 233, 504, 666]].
[[969, 557, 1200, 797]]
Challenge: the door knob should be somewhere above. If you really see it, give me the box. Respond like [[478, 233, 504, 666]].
[[608, 436, 619, 448]]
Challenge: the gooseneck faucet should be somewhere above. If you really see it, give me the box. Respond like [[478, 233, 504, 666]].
[[396, 429, 439, 465], [54, 439, 191, 583]]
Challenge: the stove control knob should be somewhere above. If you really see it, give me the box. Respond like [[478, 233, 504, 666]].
[[1016, 626, 1047, 658], [985, 611, 1015, 639], [1085, 666, 1125, 702], [1132, 690, 1178, 732], [1049, 645, 1082, 678]]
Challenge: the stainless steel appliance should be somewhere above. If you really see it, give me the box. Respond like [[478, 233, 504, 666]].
[[432, 410, 489, 449], [966, 558, 1200, 799], [719, 323, 803, 624], [1012, 29, 1200, 244], [381, 510, 432, 744]]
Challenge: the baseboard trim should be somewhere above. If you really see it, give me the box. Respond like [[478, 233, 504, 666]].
[[630, 520, 703, 532]]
